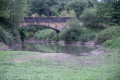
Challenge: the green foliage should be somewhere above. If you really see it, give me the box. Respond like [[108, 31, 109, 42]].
[[0, 0, 12, 18], [10, 0, 27, 25], [0, 27, 14, 45], [0, 0, 27, 44], [57, 2, 67, 13], [22, 26, 47, 32], [20, 26, 48, 39], [0, 0, 27, 24], [60, 18, 84, 43], [95, 27, 120, 44], [80, 31, 96, 43], [28, 0, 98, 17], [29, 0, 58, 16], [34, 29, 58, 41], [103, 37, 120, 49], [97, 1, 120, 25], [66, 0, 96, 17], [60, 18, 96, 43], [66, 0, 87, 17], [60, 29, 81, 43], [59, 10, 76, 17], [0, 19, 21, 44], [81, 8, 103, 30], [24, 32, 31, 38]]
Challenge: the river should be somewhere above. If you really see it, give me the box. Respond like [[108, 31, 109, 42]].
[[11, 42, 98, 56]]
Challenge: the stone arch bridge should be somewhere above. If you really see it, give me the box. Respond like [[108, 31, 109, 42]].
[[19, 17, 81, 32]]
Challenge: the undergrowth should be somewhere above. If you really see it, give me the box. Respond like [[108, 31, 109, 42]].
[[34, 29, 58, 41], [103, 37, 120, 49], [95, 27, 120, 44]]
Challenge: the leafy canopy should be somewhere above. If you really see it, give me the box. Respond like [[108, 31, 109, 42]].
[[29, 0, 58, 16]]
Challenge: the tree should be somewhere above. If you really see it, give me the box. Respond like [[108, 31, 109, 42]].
[[81, 8, 103, 30], [10, 0, 27, 25], [0, 0, 12, 18], [97, 0, 120, 25], [58, 2, 67, 13], [29, 0, 58, 16], [66, 0, 95, 17], [0, 0, 28, 44]]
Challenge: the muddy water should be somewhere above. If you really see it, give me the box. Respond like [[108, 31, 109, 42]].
[[12, 42, 98, 56]]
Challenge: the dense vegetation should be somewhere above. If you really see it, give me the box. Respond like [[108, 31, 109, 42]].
[[95, 27, 120, 44], [34, 29, 58, 41], [103, 37, 120, 49], [97, 0, 120, 25], [59, 18, 84, 43], [0, 0, 27, 45]]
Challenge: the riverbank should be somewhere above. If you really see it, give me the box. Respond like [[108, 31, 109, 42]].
[[24, 38, 97, 48], [0, 50, 120, 80]]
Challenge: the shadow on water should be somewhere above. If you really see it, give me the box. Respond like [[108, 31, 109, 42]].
[[12, 42, 97, 56]]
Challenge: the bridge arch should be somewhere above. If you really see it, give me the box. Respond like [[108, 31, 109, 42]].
[[19, 22, 69, 32], [19, 17, 81, 31]]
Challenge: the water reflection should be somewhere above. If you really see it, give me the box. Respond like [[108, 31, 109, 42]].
[[12, 43, 97, 56]]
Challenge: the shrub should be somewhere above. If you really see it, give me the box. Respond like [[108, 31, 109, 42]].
[[80, 31, 96, 43], [60, 18, 85, 43], [34, 29, 58, 41], [0, 19, 21, 44], [103, 37, 120, 49], [0, 27, 14, 45], [61, 28, 82, 43], [81, 8, 103, 30], [25, 32, 31, 38], [95, 27, 120, 44], [67, 18, 82, 29]]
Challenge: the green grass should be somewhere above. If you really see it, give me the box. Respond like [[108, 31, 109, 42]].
[[0, 51, 120, 80]]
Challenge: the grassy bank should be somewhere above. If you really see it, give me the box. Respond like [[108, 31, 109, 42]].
[[0, 51, 120, 80]]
